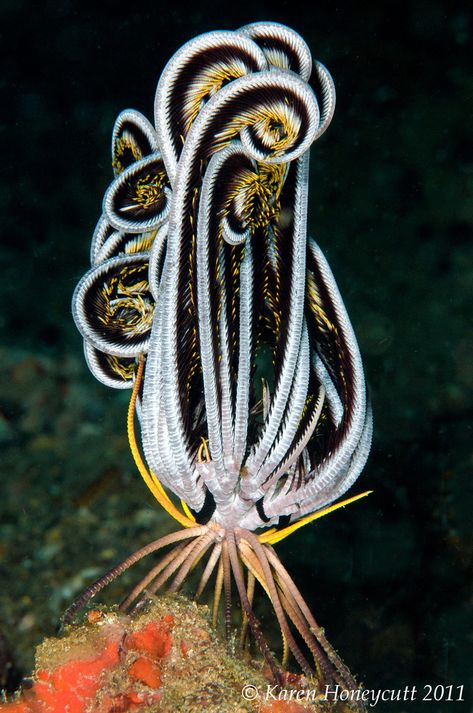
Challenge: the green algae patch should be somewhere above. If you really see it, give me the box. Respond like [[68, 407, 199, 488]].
[[4, 595, 353, 712]]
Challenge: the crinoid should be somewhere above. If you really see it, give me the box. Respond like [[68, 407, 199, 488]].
[[68, 22, 372, 696]]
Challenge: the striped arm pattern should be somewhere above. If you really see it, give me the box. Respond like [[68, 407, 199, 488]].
[[72, 22, 371, 531]]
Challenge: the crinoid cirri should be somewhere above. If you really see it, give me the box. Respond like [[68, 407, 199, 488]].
[[68, 22, 372, 698]]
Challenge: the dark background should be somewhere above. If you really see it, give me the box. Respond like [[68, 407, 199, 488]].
[[1, 1, 472, 711]]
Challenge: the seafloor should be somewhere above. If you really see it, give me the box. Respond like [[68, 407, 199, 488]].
[[1, 1, 472, 712], [1, 595, 362, 712]]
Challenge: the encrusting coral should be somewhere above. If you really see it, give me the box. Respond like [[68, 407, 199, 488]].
[[0, 596, 357, 712]]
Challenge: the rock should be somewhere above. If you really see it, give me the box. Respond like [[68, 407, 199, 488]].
[[0, 596, 357, 712]]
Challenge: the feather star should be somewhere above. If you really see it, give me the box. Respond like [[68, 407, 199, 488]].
[[68, 22, 372, 696]]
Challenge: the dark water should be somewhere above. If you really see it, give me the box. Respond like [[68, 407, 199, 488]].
[[1, 1, 472, 711]]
